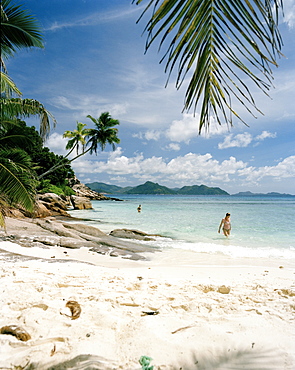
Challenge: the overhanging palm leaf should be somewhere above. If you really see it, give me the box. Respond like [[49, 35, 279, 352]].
[[0, 98, 56, 140], [134, 0, 283, 132], [1, 0, 44, 71]]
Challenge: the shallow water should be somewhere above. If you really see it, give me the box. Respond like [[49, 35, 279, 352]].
[[68, 194, 295, 261]]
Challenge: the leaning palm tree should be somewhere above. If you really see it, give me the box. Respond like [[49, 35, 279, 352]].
[[133, 0, 283, 132], [38, 113, 120, 180], [38, 121, 91, 180]]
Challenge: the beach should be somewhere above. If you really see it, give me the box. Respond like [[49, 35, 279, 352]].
[[0, 216, 294, 369]]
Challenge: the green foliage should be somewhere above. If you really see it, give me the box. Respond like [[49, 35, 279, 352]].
[[0, 120, 75, 199], [38, 180, 75, 196], [63, 186, 75, 196], [0, 144, 37, 226], [139, 355, 154, 370], [0, 98, 56, 140]]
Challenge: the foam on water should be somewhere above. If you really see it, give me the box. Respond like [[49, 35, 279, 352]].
[[138, 236, 295, 260]]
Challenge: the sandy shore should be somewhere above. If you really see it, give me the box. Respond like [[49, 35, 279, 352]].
[[0, 229, 294, 369]]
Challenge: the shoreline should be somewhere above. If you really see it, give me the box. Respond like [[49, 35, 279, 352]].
[[0, 217, 294, 369]]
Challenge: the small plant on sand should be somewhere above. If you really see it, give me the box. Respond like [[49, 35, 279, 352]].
[[139, 355, 154, 370]]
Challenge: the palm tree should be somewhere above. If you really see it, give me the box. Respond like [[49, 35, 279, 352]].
[[0, 0, 53, 226], [63, 122, 91, 156], [38, 121, 91, 180], [86, 112, 120, 153], [38, 113, 120, 180], [133, 0, 283, 132]]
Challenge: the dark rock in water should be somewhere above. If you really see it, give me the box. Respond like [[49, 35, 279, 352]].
[[109, 228, 160, 241]]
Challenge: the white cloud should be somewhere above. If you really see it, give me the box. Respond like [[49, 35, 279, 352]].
[[255, 131, 277, 141], [165, 143, 181, 151], [218, 133, 253, 149], [45, 6, 143, 32], [165, 114, 201, 143], [45, 133, 68, 155], [71, 151, 247, 186], [238, 155, 295, 182], [166, 113, 230, 143], [283, 0, 295, 28], [70, 149, 295, 190], [218, 131, 276, 149], [50, 95, 128, 118], [144, 130, 162, 141]]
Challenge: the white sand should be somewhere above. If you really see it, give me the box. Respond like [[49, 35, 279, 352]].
[[0, 240, 294, 369]]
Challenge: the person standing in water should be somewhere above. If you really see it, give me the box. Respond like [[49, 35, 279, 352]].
[[218, 213, 231, 237], [137, 205, 142, 213]]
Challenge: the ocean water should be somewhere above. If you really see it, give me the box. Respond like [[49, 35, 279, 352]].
[[68, 195, 295, 261]]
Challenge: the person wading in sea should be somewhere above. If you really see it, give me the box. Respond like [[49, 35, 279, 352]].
[[218, 213, 231, 237]]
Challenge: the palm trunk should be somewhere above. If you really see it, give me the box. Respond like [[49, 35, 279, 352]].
[[38, 147, 91, 180]]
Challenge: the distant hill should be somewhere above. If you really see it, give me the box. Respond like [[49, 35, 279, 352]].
[[177, 185, 228, 195], [86, 182, 123, 193], [233, 191, 295, 197], [85, 182, 133, 194], [86, 181, 229, 195], [125, 181, 176, 195]]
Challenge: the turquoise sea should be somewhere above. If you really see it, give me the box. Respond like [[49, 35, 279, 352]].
[[68, 194, 295, 261]]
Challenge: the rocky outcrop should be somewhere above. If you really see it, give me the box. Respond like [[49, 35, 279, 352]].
[[70, 195, 93, 210], [69, 176, 123, 201], [36, 193, 70, 217], [1, 218, 159, 260], [69, 177, 110, 200]]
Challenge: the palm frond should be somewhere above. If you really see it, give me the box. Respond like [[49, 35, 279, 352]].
[[0, 147, 36, 213], [134, 0, 283, 131], [0, 71, 22, 97], [1, 0, 44, 61], [0, 98, 56, 140]]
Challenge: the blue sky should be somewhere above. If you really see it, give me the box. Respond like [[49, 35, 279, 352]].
[[7, 0, 295, 194]]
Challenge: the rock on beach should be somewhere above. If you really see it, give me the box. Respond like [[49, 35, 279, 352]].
[[0, 217, 158, 261]]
